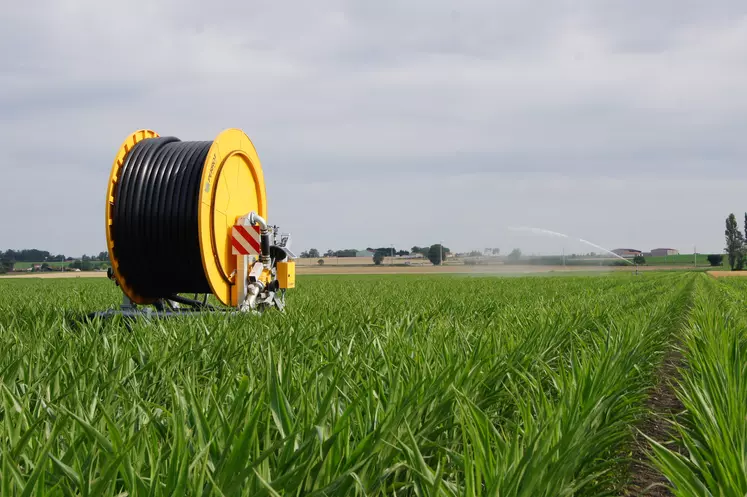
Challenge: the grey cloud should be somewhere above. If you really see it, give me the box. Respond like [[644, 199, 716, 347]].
[[1, 0, 746, 255]]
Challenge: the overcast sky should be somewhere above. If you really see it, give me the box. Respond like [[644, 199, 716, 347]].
[[2, 1, 746, 256]]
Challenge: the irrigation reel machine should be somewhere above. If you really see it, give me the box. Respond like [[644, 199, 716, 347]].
[[89, 128, 296, 321]]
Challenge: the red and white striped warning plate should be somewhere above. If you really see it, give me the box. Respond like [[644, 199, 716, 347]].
[[231, 224, 261, 256]]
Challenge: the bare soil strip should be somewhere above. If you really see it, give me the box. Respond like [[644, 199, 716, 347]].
[[0, 271, 109, 279], [624, 349, 685, 496], [624, 281, 693, 496], [707, 270, 747, 278]]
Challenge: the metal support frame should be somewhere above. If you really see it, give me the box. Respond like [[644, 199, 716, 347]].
[[86, 210, 294, 324], [85, 291, 230, 322], [237, 252, 249, 306]]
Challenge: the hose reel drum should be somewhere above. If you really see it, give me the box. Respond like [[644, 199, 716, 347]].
[[97, 128, 295, 319]]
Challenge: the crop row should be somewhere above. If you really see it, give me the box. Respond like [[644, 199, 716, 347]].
[[650, 275, 747, 496], [0, 274, 693, 496]]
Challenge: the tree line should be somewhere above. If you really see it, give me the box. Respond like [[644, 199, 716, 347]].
[[300, 245, 452, 266], [0, 249, 109, 274]]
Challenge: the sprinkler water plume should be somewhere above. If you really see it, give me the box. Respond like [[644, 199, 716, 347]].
[[508, 226, 636, 266]]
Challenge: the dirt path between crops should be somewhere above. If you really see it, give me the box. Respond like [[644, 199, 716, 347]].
[[623, 283, 692, 496], [624, 349, 685, 496]]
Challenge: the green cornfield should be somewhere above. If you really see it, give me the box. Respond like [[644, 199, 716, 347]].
[[0, 272, 743, 496]]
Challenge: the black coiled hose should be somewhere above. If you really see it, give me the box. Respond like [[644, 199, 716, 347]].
[[110, 136, 213, 298]]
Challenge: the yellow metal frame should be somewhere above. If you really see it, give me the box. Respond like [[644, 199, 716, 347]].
[[105, 129, 160, 305], [106, 128, 268, 307], [198, 128, 267, 306]]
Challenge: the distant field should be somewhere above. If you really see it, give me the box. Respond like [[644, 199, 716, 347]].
[[296, 254, 718, 268], [12, 261, 69, 270], [11, 260, 108, 270], [644, 254, 714, 266]]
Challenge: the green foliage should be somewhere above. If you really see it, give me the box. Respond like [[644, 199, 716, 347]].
[[326, 249, 357, 258], [649, 276, 747, 496], [0, 272, 697, 495], [373, 251, 385, 265], [633, 254, 646, 265], [70, 260, 94, 271], [724, 213, 743, 270], [427, 244, 449, 265], [507, 248, 522, 261], [300, 248, 320, 258], [410, 246, 430, 258], [1, 249, 55, 262], [706, 254, 723, 266]]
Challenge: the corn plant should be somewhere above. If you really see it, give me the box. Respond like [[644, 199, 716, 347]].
[[649, 275, 747, 496], [0, 273, 693, 495]]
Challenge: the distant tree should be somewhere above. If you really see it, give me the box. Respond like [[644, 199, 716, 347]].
[[308, 248, 320, 258], [82, 254, 91, 262], [336, 249, 358, 258], [725, 213, 743, 270], [2, 249, 50, 262], [371, 247, 395, 264], [324, 249, 335, 257], [98, 251, 109, 261], [633, 255, 646, 265], [468, 250, 482, 257], [492, 248, 500, 255], [41, 262, 50, 270], [707, 254, 724, 266], [507, 248, 522, 262], [427, 244, 450, 265], [317, 259, 324, 266], [70, 260, 93, 271], [411, 246, 430, 258], [396, 250, 410, 256], [0, 256, 13, 273]]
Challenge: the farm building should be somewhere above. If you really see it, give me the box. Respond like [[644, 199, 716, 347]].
[[611, 248, 642, 257], [650, 248, 679, 256]]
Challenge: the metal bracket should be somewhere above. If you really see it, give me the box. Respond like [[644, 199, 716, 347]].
[[121, 294, 134, 310]]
